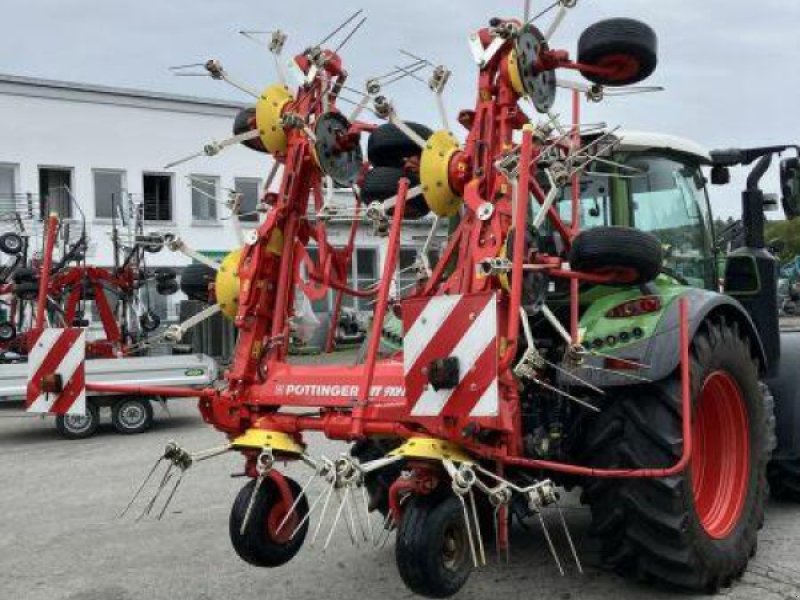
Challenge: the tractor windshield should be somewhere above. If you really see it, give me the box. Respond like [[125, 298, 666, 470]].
[[554, 153, 716, 288]]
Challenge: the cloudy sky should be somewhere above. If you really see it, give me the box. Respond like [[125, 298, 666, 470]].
[[2, 0, 798, 217]]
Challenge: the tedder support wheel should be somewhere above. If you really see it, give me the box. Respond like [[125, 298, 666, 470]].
[[362, 166, 429, 219], [581, 317, 774, 592], [111, 397, 154, 434], [569, 226, 663, 284], [180, 263, 216, 303], [229, 476, 309, 567], [0, 232, 23, 255], [367, 121, 432, 168], [55, 400, 100, 440], [396, 494, 473, 598], [578, 18, 658, 86]]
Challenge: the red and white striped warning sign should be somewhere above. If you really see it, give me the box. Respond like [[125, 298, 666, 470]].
[[402, 293, 498, 418], [26, 328, 86, 416]]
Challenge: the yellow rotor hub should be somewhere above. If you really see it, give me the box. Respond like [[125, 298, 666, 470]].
[[215, 249, 242, 319], [420, 130, 462, 218], [231, 428, 304, 455], [389, 437, 473, 464], [255, 84, 293, 155], [507, 49, 525, 96]]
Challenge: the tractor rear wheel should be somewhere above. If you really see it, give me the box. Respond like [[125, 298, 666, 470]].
[[581, 318, 772, 592], [229, 476, 308, 567], [396, 494, 473, 598]]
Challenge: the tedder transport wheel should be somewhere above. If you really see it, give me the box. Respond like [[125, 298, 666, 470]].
[[367, 122, 432, 168], [362, 166, 429, 219], [111, 397, 154, 434], [569, 226, 662, 284], [55, 400, 100, 440], [180, 263, 216, 303], [396, 494, 473, 598], [229, 476, 309, 567], [577, 18, 657, 86], [581, 318, 773, 592]]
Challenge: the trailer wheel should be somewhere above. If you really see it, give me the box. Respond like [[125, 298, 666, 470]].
[[581, 318, 772, 592], [569, 226, 662, 284], [367, 122, 432, 168], [578, 18, 657, 86], [112, 397, 154, 434], [396, 494, 473, 598], [55, 401, 100, 440], [0, 232, 23, 255], [229, 476, 308, 567]]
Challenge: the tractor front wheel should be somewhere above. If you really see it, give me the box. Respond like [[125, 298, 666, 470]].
[[229, 476, 308, 568], [582, 318, 773, 592], [396, 494, 473, 598]]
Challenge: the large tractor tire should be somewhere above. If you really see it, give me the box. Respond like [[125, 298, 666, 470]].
[[569, 226, 662, 284], [581, 317, 773, 592], [367, 122, 432, 169], [578, 18, 657, 86]]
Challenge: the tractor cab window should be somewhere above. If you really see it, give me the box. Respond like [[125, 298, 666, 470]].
[[627, 155, 715, 288]]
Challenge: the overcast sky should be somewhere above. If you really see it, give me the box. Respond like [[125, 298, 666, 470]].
[[2, 0, 798, 218]]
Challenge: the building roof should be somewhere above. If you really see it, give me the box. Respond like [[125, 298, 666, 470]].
[[0, 72, 247, 117]]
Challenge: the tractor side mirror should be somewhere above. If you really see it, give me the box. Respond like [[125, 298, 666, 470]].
[[710, 165, 730, 185], [781, 157, 800, 219]]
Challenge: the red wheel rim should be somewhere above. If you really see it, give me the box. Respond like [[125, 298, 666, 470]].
[[691, 371, 750, 539], [595, 54, 641, 82], [266, 500, 296, 544]]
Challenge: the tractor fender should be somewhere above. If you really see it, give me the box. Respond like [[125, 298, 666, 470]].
[[564, 288, 767, 388], [768, 330, 800, 460]]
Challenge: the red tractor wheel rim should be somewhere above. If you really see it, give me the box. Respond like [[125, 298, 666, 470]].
[[266, 500, 296, 545], [691, 371, 750, 539]]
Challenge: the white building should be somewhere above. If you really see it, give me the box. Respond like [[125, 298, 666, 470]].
[[0, 73, 441, 328]]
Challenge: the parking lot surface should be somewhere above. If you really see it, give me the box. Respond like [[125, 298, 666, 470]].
[[2, 400, 800, 600]]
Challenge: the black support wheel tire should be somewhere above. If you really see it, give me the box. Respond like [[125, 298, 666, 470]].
[[367, 122, 432, 168], [569, 226, 662, 284], [581, 317, 773, 592], [578, 18, 658, 86], [111, 397, 154, 434], [55, 401, 100, 440], [0, 232, 23, 255], [180, 263, 216, 303], [0, 320, 16, 342], [229, 476, 309, 568], [350, 438, 403, 517], [362, 167, 429, 219], [396, 494, 473, 598]]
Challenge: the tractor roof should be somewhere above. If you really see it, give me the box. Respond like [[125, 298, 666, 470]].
[[614, 130, 712, 165]]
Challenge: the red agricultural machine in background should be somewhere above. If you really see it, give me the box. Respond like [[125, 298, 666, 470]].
[[104, 2, 800, 597]]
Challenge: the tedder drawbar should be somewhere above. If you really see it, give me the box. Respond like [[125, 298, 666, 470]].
[[91, 3, 800, 596]]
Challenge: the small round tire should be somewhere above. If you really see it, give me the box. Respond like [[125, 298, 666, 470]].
[[180, 263, 216, 302], [367, 122, 432, 168], [0, 320, 16, 342], [569, 226, 662, 284], [0, 232, 23, 255], [362, 167, 429, 219], [55, 401, 100, 440], [233, 106, 268, 153], [111, 397, 154, 434], [14, 281, 39, 301], [396, 494, 473, 598], [578, 18, 657, 86], [229, 476, 309, 568]]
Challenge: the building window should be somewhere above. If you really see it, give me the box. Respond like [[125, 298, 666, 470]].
[[191, 175, 218, 222], [93, 170, 126, 220], [39, 167, 73, 218], [234, 178, 261, 223], [0, 164, 16, 214], [142, 173, 172, 221]]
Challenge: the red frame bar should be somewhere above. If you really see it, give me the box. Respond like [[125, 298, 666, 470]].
[[35, 214, 59, 329]]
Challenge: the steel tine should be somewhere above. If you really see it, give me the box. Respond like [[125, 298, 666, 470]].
[[157, 472, 185, 520], [537, 512, 565, 576], [374, 510, 392, 547], [276, 471, 318, 534], [323, 489, 349, 550], [493, 506, 501, 563], [310, 481, 337, 545], [469, 490, 486, 566], [379, 513, 395, 549], [239, 474, 267, 535], [458, 494, 479, 568], [290, 480, 327, 540], [343, 487, 360, 546], [118, 456, 163, 518], [556, 504, 583, 573], [137, 463, 174, 522]]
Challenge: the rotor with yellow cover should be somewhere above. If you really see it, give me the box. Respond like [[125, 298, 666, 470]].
[[255, 84, 293, 155], [420, 130, 463, 217]]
